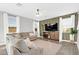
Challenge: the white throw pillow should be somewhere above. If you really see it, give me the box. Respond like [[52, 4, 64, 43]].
[[29, 33, 34, 36]]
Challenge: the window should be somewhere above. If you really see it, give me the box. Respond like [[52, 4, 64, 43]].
[[8, 15, 16, 33]]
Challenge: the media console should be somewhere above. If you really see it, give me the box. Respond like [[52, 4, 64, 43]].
[[43, 31, 59, 41]]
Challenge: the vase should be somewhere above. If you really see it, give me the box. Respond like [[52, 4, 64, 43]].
[[70, 34, 74, 42]]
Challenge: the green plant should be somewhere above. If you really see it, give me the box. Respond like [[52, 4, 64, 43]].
[[70, 28, 78, 35]]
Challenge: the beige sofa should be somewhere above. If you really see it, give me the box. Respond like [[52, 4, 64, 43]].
[[13, 39, 43, 55], [0, 45, 8, 55], [7, 32, 37, 41], [7, 32, 43, 55]]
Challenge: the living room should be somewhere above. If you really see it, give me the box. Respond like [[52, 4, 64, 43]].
[[0, 3, 79, 55]]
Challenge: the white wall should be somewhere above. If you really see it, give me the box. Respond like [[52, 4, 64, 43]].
[[0, 12, 4, 43], [77, 13, 79, 49], [59, 17, 63, 42], [3, 12, 8, 44], [20, 17, 33, 32], [16, 16, 20, 33], [33, 21, 40, 37]]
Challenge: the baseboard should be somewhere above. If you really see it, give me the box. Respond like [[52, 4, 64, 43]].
[[59, 40, 77, 44]]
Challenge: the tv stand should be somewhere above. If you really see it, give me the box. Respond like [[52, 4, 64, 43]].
[[43, 31, 59, 41]]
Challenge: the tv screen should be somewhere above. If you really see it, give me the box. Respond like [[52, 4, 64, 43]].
[[45, 23, 58, 31]]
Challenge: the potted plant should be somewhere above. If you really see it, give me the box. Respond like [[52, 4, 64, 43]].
[[70, 28, 78, 42]]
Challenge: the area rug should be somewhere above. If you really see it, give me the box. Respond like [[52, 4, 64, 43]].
[[33, 39, 61, 55]]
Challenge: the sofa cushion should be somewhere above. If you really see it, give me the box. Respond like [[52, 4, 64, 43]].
[[14, 40, 30, 53], [23, 38, 35, 49]]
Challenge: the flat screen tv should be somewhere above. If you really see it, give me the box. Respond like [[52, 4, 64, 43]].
[[45, 23, 58, 31]]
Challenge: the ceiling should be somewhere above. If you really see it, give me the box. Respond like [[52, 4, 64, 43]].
[[0, 3, 79, 20]]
